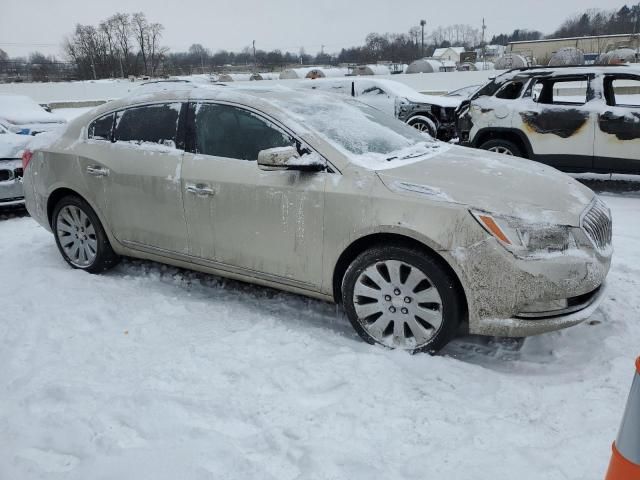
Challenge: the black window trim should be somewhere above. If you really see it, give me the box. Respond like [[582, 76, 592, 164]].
[[185, 100, 339, 174]]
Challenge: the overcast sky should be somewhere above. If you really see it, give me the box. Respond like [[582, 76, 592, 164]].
[[0, 0, 628, 58]]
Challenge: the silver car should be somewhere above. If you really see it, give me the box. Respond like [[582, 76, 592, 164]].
[[22, 87, 612, 353]]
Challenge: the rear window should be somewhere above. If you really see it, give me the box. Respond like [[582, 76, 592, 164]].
[[114, 103, 182, 147], [88, 113, 114, 141]]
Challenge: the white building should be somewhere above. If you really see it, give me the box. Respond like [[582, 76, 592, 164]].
[[432, 47, 466, 63]]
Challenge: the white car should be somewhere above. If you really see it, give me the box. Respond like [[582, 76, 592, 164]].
[[297, 78, 462, 141], [0, 94, 66, 136], [457, 65, 640, 173], [0, 124, 30, 206]]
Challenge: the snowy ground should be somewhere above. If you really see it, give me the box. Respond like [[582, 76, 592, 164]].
[[0, 184, 639, 479]]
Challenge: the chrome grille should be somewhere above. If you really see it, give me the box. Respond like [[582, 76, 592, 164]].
[[581, 198, 612, 251]]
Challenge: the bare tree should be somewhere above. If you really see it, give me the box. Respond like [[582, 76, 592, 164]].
[[112, 13, 131, 77], [148, 22, 164, 76], [132, 12, 149, 75]]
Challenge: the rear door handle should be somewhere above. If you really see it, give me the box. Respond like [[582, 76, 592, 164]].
[[86, 165, 109, 177], [186, 184, 216, 196]]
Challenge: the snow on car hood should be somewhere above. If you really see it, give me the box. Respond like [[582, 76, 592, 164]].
[[377, 145, 595, 226], [0, 95, 66, 125], [0, 133, 30, 159]]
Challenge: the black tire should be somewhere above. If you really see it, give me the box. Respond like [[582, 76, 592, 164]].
[[52, 195, 119, 273], [479, 138, 524, 158], [341, 245, 464, 354], [407, 117, 437, 138]]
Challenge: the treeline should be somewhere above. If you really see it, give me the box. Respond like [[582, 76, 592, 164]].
[[490, 4, 640, 43], [551, 5, 640, 38], [490, 29, 543, 45], [63, 12, 165, 79]]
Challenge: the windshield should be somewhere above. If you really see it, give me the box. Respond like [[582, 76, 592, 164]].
[[273, 94, 435, 156]]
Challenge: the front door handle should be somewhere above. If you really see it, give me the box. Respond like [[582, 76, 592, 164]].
[[86, 165, 109, 177], [186, 184, 216, 196]]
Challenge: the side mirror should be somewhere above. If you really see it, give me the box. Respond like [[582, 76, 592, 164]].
[[257, 146, 326, 171]]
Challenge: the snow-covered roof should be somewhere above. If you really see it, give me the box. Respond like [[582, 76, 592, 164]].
[[433, 47, 466, 57]]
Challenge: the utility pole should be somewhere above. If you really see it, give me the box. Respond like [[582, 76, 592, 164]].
[[481, 18, 487, 70], [252, 40, 256, 71], [420, 19, 426, 58]]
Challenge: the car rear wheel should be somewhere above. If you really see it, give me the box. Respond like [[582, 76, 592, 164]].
[[480, 139, 523, 157], [341, 245, 463, 354], [52, 195, 119, 273]]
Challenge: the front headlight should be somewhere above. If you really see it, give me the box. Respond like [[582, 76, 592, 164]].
[[470, 210, 577, 255]]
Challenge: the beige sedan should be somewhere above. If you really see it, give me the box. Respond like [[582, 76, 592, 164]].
[[22, 86, 612, 353]]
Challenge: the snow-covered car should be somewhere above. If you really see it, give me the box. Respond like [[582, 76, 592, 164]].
[[23, 87, 611, 353], [456, 65, 640, 173], [0, 124, 30, 206], [298, 78, 462, 141], [0, 94, 66, 136]]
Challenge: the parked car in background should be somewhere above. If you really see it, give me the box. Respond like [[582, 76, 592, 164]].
[[0, 94, 66, 136], [298, 78, 462, 141], [23, 87, 611, 353], [0, 124, 30, 206], [456, 65, 640, 173]]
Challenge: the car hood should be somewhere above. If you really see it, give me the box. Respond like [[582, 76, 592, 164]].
[[376, 145, 595, 226], [0, 133, 30, 159]]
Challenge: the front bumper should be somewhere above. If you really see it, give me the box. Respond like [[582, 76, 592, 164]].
[[469, 283, 607, 337]]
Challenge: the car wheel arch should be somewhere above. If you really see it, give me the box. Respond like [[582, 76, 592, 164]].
[[331, 232, 469, 323], [472, 128, 533, 159], [47, 187, 109, 233]]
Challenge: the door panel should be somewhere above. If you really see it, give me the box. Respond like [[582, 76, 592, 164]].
[[80, 103, 189, 254], [594, 75, 640, 172], [182, 155, 325, 286], [181, 101, 326, 288], [101, 143, 187, 253], [518, 77, 595, 170]]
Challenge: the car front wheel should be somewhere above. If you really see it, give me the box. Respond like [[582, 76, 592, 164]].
[[52, 195, 119, 273], [341, 245, 464, 354]]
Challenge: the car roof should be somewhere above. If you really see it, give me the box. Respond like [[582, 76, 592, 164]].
[[497, 64, 640, 81]]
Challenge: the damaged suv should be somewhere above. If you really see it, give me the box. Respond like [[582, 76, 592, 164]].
[[457, 65, 640, 173]]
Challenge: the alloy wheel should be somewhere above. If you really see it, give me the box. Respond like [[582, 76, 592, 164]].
[[488, 146, 514, 155], [56, 205, 98, 268], [353, 260, 443, 349]]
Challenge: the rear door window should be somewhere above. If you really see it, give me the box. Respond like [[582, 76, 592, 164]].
[[534, 77, 589, 105], [192, 103, 296, 161], [88, 113, 114, 141], [114, 103, 182, 148], [609, 77, 640, 107]]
